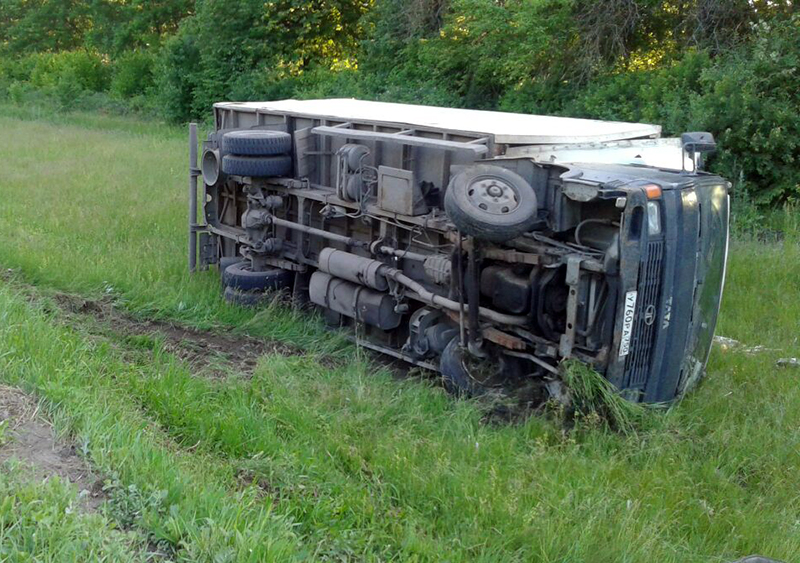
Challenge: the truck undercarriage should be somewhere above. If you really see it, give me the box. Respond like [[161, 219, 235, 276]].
[[189, 100, 729, 403]]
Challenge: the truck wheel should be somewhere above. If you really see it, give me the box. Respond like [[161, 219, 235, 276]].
[[218, 256, 240, 272], [444, 165, 538, 242], [222, 130, 292, 156], [223, 286, 266, 307], [439, 338, 497, 398], [222, 154, 292, 178], [222, 262, 293, 291]]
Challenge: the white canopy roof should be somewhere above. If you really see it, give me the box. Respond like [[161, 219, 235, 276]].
[[215, 98, 661, 145]]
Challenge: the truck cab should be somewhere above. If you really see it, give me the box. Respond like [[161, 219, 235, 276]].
[[191, 99, 729, 403]]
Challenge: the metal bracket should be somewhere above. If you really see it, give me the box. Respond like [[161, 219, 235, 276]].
[[312, 125, 490, 155], [188, 123, 199, 273], [559, 255, 583, 357], [263, 257, 306, 272], [198, 231, 217, 270]]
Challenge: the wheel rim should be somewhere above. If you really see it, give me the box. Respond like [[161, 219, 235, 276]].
[[466, 176, 520, 215]]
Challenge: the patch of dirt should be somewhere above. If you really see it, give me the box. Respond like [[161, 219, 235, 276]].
[[51, 293, 303, 377], [235, 466, 281, 505], [0, 385, 105, 511]]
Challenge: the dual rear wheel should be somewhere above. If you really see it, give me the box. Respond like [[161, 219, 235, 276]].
[[220, 261, 293, 306]]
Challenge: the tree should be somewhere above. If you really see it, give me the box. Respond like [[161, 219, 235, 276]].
[[85, 0, 195, 55], [0, 0, 90, 54]]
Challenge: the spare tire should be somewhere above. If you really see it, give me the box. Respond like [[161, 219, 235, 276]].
[[221, 154, 292, 178], [444, 165, 538, 242], [222, 130, 292, 156]]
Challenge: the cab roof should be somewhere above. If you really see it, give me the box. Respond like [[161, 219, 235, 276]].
[[214, 98, 662, 145]]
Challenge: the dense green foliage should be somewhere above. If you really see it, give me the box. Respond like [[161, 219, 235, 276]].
[[0, 0, 798, 203]]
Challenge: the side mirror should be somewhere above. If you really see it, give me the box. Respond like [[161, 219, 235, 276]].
[[681, 132, 716, 154], [681, 132, 716, 172]]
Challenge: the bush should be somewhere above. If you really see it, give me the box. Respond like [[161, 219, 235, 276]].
[[498, 16, 800, 205], [0, 2, 796, 207], [692, 16, 800, 204], [1, 51, 107, 110], [27, 51, 110, 93], [562, 16, 800, 205], [154, 28, 201, 123], [0, 77, 11, 101], [552, 51, 712, 132], [6, 80, 50, 106], [111, 51, 155, 99]]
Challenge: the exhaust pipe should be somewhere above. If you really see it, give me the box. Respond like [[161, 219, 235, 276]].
[[318, 247, 389, 291], [316, 247, 528, 326]]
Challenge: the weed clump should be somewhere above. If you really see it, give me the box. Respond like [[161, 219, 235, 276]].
[[560, 359, 655, 435]]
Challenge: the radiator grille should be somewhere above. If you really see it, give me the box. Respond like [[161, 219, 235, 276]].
[[624, 240, 665, 389]]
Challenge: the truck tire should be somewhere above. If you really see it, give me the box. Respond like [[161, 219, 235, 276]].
[[221, 154, 292, 178], [223, 286, 266, 307], [444, 165, 538, 242], [222, 262, 293, 291], [222, 130, 292, 156], [439, 338, 488, 398], [218, 256, 241, 272]]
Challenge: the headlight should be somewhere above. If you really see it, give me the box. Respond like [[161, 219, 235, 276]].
[[647, 201, 661, 235]]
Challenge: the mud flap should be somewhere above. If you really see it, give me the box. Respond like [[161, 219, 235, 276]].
[[198, 231, 217, 270]]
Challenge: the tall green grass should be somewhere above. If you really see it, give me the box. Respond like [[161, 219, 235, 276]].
[[4, 277, 800, 562], [1, 109, 800, 561], [0, 107, 348, 357], [560, 360, 656, 435], [0, 465, 146, 562], [0, 285, 301, 561]]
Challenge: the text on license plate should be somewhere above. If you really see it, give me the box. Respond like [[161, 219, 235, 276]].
[[619, 290, 638, 357]]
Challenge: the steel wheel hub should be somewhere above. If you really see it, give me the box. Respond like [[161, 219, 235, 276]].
[[467, 178, 519, 215]]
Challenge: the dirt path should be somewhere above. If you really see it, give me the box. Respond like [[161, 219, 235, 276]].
[[0, 385, 105, 511], [51, 292, 307, 378], [2, 269, 544, 421], [2, 264, 312, 379]]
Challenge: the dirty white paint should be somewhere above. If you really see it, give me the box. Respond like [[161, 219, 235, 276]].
[[214, 98, 662, 145]]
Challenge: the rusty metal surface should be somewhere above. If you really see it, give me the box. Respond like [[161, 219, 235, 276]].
[[482, 327, 526, 351]]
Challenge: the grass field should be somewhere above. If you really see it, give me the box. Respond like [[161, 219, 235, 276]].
[[1, 106, 799, 562]]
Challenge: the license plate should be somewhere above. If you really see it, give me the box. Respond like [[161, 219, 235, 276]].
[[619, 290, 638, 357]]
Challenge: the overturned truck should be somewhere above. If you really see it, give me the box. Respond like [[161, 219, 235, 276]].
[[189, 99, 729, 403]]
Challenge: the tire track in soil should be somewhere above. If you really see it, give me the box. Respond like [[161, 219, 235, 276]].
[[2, 266, 315, 379], [47, 293, 545, 422], [2, 267, 428, 385], [2, 268, 544, 422], [50, 292, 306, 378], [1, 274, 297, 539], [0, 385, 106, 512]]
